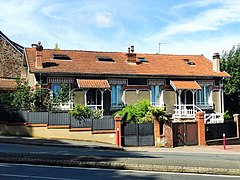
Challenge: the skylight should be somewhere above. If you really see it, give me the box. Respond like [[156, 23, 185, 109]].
[[52, 54, 71, 60], [138, 57, 148, 63], [183, 59, 195, 65], [97, 57, 115, 62]]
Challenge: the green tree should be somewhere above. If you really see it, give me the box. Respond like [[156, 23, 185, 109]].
[[221, 45, 240, 114], [54, 43, 60, 50], [11, 80, 32, 110]]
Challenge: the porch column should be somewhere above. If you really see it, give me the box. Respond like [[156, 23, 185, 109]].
[[192, 90, 195, 113], [196, 112, 206, 146], [100, 90, 104, 116], [84, 90, 87, 106], [178, 90, 182, 114]]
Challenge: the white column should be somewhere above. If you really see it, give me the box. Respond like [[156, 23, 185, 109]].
[[84, 90, 87, 106], [192, 90, 195, 112], [178, 90, 182, 115]]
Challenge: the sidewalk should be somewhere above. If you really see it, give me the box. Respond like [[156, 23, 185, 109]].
[[0, 135, 123, 151]]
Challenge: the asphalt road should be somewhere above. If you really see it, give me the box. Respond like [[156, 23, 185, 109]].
[[0, 163, 239, 180], [0, 143, 240, 170]]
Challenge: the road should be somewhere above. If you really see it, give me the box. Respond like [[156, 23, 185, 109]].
[[0, 163, 239, 180], [0, 143, 239, 169]]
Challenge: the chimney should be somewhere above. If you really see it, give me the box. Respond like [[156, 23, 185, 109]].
[[32, 41, 43, 69], [212, 53, 220, 72], [126, 46, 137, 63]]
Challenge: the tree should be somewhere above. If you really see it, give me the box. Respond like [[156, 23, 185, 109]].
[[54, 43, 60, 50], [221, 45, 240, 114]]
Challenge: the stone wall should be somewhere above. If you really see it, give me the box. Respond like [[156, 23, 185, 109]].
[[0, 38, 22, 78]]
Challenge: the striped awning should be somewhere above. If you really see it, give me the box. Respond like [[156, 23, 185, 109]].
[[170, 80, 201, 91], [77, 79, 110, 89]]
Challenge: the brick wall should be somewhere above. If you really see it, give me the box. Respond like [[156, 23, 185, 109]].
[[0, 38, 22, 78]]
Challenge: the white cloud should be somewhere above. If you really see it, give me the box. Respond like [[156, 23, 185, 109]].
[[94, 12, 114, 28]]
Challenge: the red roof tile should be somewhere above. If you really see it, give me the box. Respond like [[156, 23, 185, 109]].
[[170, 80, 201, 90], [25, 48, 230, 78], [77, 79, 110, 89]]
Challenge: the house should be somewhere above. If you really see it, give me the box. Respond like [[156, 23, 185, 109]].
[[0, 31, 24, 92], [22, 43, 229, 124]]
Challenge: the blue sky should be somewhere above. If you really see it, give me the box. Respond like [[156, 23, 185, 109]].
[[1, 0, 240, 59]]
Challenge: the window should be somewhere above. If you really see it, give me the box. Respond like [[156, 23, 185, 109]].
[[151, 85, 161, 106], [52, 54, 71, 60], [97, 57, 115, 62], [111, 85, 123, 107], [51, 83, 70, 102], [52, 83, 61, 97], [196, 86, 210, 106]]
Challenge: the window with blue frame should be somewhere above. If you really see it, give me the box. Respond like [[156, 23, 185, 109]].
[[196, 86, 210, 106], [51, 83, 70, 102], [151, 85, 161, 106], [111, 85, 123, 107], [52, 83, 61, 97]]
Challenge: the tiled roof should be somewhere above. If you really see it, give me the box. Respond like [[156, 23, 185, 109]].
[[25, 48, 230, 78], [170, 80, 201, 90], [77, 79, 110, 89], [0, 78, 17, 90]]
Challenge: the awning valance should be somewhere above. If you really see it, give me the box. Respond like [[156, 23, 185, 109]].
[[170, 80, 201, 91], [77, 79, 110, 89]]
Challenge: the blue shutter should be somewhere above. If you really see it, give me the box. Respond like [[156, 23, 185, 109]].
[[151, 86, 155, 103], [117, 85, 122, 106], [111, 85, 116, 106]]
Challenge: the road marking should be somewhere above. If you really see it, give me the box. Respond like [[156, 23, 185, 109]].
[[1, 174, 80, 180]]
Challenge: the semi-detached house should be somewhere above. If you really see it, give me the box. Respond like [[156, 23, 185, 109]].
[[22, 43, 229, 124]]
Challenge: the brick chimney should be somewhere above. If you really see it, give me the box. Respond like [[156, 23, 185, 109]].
[[32, 41, 43, 69], [126, 45, 137, 63], [212, 53, 220, 72]]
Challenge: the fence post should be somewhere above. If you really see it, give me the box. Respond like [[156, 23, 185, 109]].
[[233, 114, 240, 138], [114, 114, 122, 147], [196, 112, 206, 146]]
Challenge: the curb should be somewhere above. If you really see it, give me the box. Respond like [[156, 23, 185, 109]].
[[0, 139, 124, 151], [0, 153, 239, 176]]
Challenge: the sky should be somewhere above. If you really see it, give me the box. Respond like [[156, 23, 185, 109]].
[[1, 0, 240, 60]]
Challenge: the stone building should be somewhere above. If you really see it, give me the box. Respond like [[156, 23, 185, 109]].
[[0, 31, 24, 91]]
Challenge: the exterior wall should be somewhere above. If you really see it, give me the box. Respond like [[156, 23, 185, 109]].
[[212, 90, 220, 113], [163, 90, 176, 114], [73, 90, 85, 105], [125, 89, 150, 105], [0, 38, 22, 78], [27, 72, 37, 87], [0, 124, 115, 144]]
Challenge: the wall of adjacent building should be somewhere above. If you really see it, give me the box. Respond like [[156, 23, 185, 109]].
[[0, 38, 22, 78], [212, 90, 221, 113]]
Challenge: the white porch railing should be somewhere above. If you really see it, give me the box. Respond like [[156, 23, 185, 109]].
[[53, 101, 74, 110], [172, 104, 202, 119], [205, 113, 224, 124], [150, 102, 164, 107]]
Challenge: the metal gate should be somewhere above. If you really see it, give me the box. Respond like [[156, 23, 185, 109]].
[[121, 123, 154, 146], [173, 122, 198, 147]]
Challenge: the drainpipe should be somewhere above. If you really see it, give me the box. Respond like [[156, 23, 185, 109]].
[[192, 90, 195, 114]]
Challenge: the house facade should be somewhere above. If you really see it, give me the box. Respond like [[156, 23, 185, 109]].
[[0, 31, 24, 92], [22, 43, 229, 124]]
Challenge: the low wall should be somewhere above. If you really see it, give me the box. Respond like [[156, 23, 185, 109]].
[[0, 124, 116, 145]]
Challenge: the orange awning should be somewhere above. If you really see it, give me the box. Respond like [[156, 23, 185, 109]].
[[77, 79, 110, 89], [170, 80, 201, 91]]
